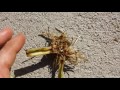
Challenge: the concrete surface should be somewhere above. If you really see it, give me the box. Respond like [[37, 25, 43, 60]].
[[0, 12, 120, 78]]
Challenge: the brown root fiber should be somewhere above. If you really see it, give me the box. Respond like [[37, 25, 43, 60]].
[[26, 28, 86, 78]]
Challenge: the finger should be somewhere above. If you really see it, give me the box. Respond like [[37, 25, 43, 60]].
[[0, 33, 25, 69], [0, 27, 13, 47], [0, 66, 10, 78]]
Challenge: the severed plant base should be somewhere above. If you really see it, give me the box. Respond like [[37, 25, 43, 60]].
[[26, 28, 86, 78]]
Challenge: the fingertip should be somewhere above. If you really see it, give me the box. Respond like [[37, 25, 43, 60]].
[[18, 32, 26, 44], [1, 27, 13, 35], [0, 32, 26, 69], [0, 27, 13, 46], [13, 32, 26, 53]]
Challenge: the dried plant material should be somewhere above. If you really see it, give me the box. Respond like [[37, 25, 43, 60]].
[[26, 28, 86, 78]]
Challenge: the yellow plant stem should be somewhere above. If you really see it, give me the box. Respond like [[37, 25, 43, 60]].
[[58, 60, 64, 78], [26, 47, 52, 57], [27, 50, 51, 57], [26, 47, 52, 53]]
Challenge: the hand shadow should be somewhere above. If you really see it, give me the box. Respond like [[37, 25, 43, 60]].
[[14, 53, 74, 78]]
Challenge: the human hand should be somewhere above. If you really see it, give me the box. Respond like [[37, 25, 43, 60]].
[[0, 28, 25, 78]]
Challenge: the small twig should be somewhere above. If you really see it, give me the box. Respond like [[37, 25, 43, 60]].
[[72, 35, 81, 46], [55, 27, 64, 34]]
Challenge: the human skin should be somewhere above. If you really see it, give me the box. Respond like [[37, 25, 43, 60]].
[[0, 28, 25, 78]]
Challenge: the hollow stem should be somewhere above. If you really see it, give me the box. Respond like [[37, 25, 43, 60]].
[[26, 47, 52, 53], [26, 50, 51, 57]]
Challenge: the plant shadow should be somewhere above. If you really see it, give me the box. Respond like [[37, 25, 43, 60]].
[[14, 54, 74, 78], [14, 32, 74, 78]]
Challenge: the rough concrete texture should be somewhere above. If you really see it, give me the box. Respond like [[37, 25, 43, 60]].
[[0, 12, 120, 78]]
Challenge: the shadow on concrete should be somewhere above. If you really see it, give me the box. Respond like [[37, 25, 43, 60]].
[[14, 54, 54, 78], [14, 54, 74, 78]]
